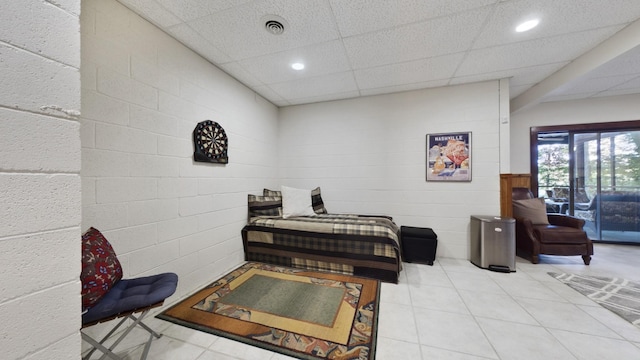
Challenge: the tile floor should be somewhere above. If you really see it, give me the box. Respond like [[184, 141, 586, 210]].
[[86, 243, 640, 359]]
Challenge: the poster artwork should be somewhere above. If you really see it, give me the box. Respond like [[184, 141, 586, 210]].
[[426, 132, 471, 182]]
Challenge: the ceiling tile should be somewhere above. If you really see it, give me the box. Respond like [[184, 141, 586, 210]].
[[251, 85, 288, 105], [359, 79, 451, 97], [552, 74, 635, 95], [268, 71, 359, 100], [116, 0, 640, 107], [185, 0, 340, 60], [354, 53, 465, 90], [287, 90, 362, 106], [166, 23, 232, 64], [608, 74, 640, 91], [155, 0, 252, 22], [344, 7, 492, 69], [218, 62, 263, 88], [449, 62, 567, 87], [474, 0, 640, 49], [585, 45, 640, 78], [457, 26, 623, 77], [542, 91, 602, 102], [237, 40, 352, 84], [330, 0, 498, 37], [592, 87, 640, 98], [118, 0, 182, 27]]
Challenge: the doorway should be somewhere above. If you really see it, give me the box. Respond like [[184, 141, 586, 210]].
[[531, 121, 640, 245]]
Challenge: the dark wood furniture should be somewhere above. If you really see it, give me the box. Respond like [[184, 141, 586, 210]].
[[500, 173, 531, 217], [512, 187, 593, 265]]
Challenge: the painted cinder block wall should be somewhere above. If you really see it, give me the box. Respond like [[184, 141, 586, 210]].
[[80, 0, 280, 323], [278, 81, 503, 259], [0, 0, 82, 359], [80, 0, 503, 308]]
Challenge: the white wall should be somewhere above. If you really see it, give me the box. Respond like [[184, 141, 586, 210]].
[[0, 1, 82, 359], [278, 81, 503, 259], [80, 0, 279, 315], [510, 93, 640, 174]]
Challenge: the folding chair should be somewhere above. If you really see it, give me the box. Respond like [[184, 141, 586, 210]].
[[80, 228, 178, 360]]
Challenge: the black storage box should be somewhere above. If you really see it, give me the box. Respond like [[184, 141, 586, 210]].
[[401, 226, 438, 265]]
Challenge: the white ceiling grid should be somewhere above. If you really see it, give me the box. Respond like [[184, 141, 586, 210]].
[[117, 0, 640, 108]]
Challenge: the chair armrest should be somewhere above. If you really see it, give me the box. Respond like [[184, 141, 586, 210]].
[[547, 214, 585, 229], [514, 217, 537, 240]]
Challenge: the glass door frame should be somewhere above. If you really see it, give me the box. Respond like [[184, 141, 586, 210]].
[[530, 120, 640, 244], [530, 120, 640, 197]]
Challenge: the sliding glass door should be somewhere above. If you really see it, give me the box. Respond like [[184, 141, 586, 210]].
[[570, 131, 640, 243], [534, 122, 640, 245]]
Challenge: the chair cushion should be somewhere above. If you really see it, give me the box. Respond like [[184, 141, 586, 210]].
[[513, 198, 549, 225], [81, 227, 123, 311], [82, 273, 178, 325], [533, 225, 589, 245]]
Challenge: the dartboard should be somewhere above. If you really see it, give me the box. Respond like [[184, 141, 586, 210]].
[[193, 120, 228, 164]]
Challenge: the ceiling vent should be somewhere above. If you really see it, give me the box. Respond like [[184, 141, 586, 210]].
[[262, 15, 287, 35]]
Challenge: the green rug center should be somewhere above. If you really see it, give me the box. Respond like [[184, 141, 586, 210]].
[[218, 274, 345, 326]]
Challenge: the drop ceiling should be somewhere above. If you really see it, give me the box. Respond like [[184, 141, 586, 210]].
[[117, 0, 640, 111]]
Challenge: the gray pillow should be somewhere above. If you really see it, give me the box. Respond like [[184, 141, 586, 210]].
[[513, 198, 549, 225]]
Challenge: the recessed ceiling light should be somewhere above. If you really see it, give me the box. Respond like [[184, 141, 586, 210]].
[[516, 19, 539, 32], [291, 62, 305, 70]]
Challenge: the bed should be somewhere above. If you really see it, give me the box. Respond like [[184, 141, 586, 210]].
[[241, 188, 402, 283]]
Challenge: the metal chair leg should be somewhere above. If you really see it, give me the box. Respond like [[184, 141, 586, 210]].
[[81, 332, 122, 360], [82, 309, 162, 360], [82, 316, 129, 360]]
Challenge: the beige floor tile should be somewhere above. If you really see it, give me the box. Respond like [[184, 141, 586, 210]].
[[420, 345, 495, 359], [377, 302, 419, 343], [375, 337, 422, 360], [516, 297, 622, 338], [207, 337, 276, 359], [446, 270, 506, 295], [409, 283, 470, 314], [458, 289, 538, 325], [477, 317, 577, 360], [88, 243, 640, 360], [380, 281, 412, 306], [549, 328, 640, 360], [161, 323, 219, 348], [413, 307, 497, 359]]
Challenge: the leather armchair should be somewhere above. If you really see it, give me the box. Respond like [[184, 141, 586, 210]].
[[512, 187, 593, 265]]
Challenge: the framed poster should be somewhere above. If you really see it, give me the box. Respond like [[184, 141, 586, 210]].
[[426, 132, 471, 182]]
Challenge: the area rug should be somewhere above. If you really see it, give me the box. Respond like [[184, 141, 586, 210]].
[[549, 272, 640, 329], [157, 262, 380, 360]]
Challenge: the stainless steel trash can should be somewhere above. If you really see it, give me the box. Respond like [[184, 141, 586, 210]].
[[470, 215, 516, 272]]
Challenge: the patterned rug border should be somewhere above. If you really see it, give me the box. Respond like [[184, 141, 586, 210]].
[[157, 262, 381, 360], [549, 272, 640, 329]]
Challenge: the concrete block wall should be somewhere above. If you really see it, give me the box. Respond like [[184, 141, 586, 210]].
[[80, 0, 279, 316], [0, 1, 82, 359], [278, 81, 503, 259]]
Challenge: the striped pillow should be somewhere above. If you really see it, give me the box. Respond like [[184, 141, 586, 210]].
[[248, 194, 282, 218], [264, 187, 327, 214]]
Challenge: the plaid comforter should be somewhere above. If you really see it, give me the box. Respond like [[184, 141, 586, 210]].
[[241, 214, 401, 283]]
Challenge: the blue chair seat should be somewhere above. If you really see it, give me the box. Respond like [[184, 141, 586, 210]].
[[83, 273, 178, 326], [81, 273, 178, 360]]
